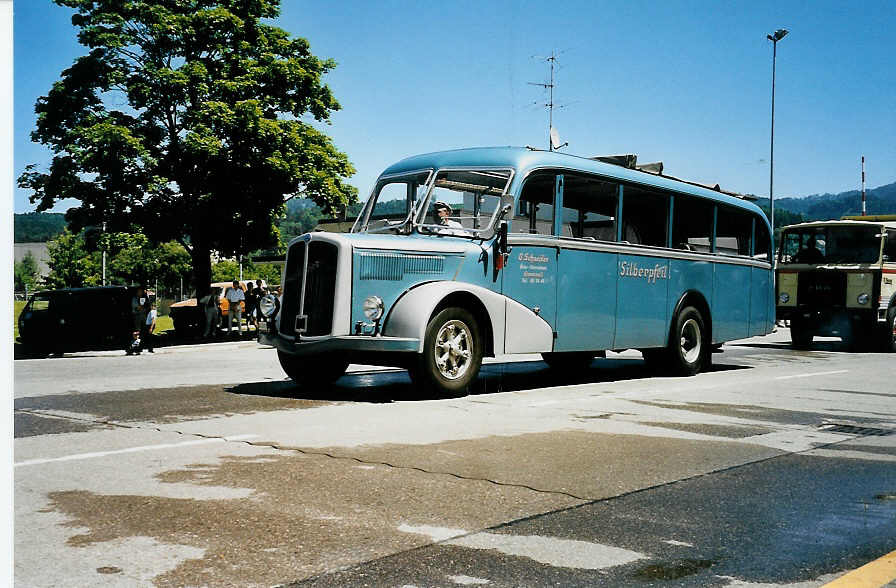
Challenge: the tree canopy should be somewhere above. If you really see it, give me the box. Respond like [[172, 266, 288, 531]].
[[20, 0, 357, 294]]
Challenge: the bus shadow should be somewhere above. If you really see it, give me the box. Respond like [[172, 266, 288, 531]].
[[229, 358, 750, 403]]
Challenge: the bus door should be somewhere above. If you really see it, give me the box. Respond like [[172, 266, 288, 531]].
[[554, 174, 619, 351], [501, 172, 559, 353], [614, 186, 671, 349]]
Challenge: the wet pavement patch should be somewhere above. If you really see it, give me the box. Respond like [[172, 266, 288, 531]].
[[640, 422, 774, 438], [96, 566, 122, 574], [43, 450, 578, 586], [14, 384, 331, 425], [632, 558, 714, 580], [14, 411, 109, 438]]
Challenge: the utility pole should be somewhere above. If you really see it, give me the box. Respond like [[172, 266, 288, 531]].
[[861, 156, 866, 216]]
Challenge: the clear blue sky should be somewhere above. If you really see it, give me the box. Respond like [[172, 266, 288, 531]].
[[13, 0, 896, 213]]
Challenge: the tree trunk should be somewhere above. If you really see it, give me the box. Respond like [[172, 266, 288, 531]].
[[190, 242, 213, 300]]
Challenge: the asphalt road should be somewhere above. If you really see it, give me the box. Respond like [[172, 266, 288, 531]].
[[13, 330, 896, 587]]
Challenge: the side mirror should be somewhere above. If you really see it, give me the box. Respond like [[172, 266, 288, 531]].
[[494, 221, 510, 271]]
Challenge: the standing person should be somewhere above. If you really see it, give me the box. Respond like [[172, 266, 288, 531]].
[[131, 286, 148, 331], [199, 288, 219, 341], [141, 301, 157, 353], [224, 280, 245, 336], [245, 281, 257, 327]]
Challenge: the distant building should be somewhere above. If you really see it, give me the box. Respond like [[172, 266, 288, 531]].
[[14, 242, 50, 279]]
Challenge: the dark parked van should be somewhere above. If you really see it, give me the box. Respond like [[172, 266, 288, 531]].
[[17, 286, 140, 355]]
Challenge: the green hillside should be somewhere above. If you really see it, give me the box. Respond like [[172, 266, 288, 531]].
[[754, 181, 896, 222], [14, 212, 67, 243]]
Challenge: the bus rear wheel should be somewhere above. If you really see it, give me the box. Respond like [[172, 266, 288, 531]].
[[668, 306, 708, 376], [410, 307, 482, 397], [278, 350, 348, 388]]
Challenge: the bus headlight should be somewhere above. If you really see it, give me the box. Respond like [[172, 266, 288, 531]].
[[779, 293, 790, 304], [857, 293, 870, 305], [258, 294, 279, 318], [363, 296, 384, 321]]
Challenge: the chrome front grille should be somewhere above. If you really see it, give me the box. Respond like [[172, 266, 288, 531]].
[[281, 240, 338, 338]]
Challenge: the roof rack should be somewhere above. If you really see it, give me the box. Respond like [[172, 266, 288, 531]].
[[589, 153, 756, 202]]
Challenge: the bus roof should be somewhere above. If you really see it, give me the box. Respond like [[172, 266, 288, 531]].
[[381, 146, 766, 217]]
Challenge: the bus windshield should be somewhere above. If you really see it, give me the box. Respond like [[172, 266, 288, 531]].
[[416, 169, 513, 236], [352, 170, 432, 234], [779, 225, 882, 264]]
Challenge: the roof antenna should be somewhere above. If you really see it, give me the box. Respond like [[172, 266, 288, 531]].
[[529, 50, 570, 151]]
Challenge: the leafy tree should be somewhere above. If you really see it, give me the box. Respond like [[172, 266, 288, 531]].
[[14, 252, 41, 293], [211, 258, 280, 286], [19, 0, 357, 299], [43, 229, 101, 289]]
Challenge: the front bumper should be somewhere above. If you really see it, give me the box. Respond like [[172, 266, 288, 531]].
[[776, 306, 880, 335], [259, 330, 419, 356]]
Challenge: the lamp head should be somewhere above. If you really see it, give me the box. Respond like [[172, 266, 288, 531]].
[[768, 29, 789, 42]]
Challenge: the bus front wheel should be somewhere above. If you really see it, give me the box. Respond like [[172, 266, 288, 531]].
[[410, 307, 483, 397], [278, 350, 348, 388], [668, 306, 708, 376]]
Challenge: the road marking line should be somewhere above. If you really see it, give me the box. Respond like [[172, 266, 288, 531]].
[[14, 434, 258, 467], [775, 370, 849, 380], [822, 549, 896, 587]]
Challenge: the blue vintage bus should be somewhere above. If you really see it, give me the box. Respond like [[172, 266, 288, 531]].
[[258, 147, 774, 395]]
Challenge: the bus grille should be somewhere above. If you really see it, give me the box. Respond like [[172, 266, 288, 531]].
[[798, 271, 846, 309], [281, 240, 338, 337]]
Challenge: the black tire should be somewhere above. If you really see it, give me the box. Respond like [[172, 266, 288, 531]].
[[667, 306, 708, 376], [410, 307, 483, 397], [278, 350, 348, 387], [541, 352, 595, 371], [790, 317, 813, 349], [880, 306, 896, 353]]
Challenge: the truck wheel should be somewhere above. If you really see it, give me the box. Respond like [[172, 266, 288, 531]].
[[667, 306, 708, 376], [881, 306, 896, 353], [278, 350, 348, 387], [541, 352, 595, 371], [790, 317, 813, 349], [410, 307, 482, 397]]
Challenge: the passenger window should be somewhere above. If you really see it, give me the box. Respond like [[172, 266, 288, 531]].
[[715, 206, 752, 256], [754, 219, 771, 261], [515, 171, 556, 235], [621, 185, 669, 247], [559, 174, 618, 241], [671, 195, 714, 252]]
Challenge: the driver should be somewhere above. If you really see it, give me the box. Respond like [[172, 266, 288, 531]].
[[433, 200, 462, 231]]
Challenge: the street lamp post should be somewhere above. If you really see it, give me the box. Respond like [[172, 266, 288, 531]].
[[767, 28, 788, 239]]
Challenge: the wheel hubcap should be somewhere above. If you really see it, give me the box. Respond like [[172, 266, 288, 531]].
[[434, 319, 472, 380], [680, 318, 701, 364]]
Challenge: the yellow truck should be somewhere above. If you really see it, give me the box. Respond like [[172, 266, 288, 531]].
[[776, 216, 896, 350]]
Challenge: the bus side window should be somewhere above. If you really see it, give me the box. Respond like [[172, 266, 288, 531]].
[[716, 205, 752, 256], [754, 219, 771, 261], [671, 194, 714, 252], [620, 184, 669, 247], [559, 174, 618, 241], [516, 171, 556, 234]]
